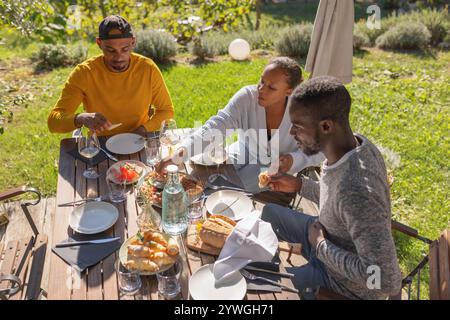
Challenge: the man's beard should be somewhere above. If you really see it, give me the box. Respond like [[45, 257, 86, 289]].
[[297, 131, 321, 155]]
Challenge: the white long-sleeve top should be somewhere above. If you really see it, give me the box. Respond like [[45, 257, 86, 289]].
[[179, 85, 324, 174]]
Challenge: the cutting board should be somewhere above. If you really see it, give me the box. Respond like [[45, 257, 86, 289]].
[[186, 224, 221, 256]]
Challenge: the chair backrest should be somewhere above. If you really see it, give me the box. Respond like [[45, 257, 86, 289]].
[[429, 229, 450, 300]]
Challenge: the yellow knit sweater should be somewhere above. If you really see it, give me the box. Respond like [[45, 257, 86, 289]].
[[47, 53, 174, 135]]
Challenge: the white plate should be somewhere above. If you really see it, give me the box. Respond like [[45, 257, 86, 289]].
[[106, 160, 147, 185], [205, 190, 253, 220], [190, 152, 229, 166], [69, 201, 119, 234], [189, 264, 247, 300], [106, 133, 145, 155]]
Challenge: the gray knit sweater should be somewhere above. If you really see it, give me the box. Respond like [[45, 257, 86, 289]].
[[299, 134, 402, 300]]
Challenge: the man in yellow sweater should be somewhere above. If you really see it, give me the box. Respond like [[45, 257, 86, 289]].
[[48, 15, 174, 136]]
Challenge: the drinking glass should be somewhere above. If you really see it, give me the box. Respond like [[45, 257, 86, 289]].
[[159, 119, 180, 158], [144, 137, 161, 169], [156, 258, 182, 299], [115, 259, 142, 296], [106, 177, 126, 203], [77, 127, 100, 179], [207, 143, 228, 183], [188, 197, 204, 222]]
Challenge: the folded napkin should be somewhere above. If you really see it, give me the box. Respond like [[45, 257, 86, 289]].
[[213, 214, 278, 280], [52, 232, 122, 273]]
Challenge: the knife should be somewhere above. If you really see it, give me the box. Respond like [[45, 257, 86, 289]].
[[244, 266, 295, 278], [91, 132, 118, 162], [98, 145, 118, 162], [58, 195, 108, 207], [55, 237, 121, 248]]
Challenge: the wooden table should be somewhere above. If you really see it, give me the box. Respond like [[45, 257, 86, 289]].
[[47, 129, 299, 300]]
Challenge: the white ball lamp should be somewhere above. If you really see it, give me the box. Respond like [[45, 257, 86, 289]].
[[228, 39, 250, 61]]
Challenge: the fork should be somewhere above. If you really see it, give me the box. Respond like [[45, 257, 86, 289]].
[[240, 269, 299, 293], [205, 182, 249, 194], [215, 197, 240, 214]]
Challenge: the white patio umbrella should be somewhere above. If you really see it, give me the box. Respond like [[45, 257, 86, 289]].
[[305, 0, 354, 84]]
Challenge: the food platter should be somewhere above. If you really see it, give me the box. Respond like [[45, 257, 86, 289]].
[[106, 160, 147, 185], [119, 231, 179, 275], [136, 171, 204, 208]]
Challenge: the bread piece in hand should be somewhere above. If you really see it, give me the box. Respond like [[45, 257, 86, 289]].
[[258, 171, 270, 188], [199, 215, 237, 249]]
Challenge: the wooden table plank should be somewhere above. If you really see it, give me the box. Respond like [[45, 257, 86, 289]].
[[275, 250, 301, 300], [71, 158, 88, 300], [98, 159, 119, 300], [86, 170, 104, 301], [48, 139, 76, 300]]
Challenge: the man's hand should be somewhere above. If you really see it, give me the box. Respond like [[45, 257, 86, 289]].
[[268, 173, 302, 193], [308, 221, 326, 248], [278, 154, 294, 173], [75, 112, 112, 132]]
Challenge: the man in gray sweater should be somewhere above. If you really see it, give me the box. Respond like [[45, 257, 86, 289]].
[[262, 76, 402, 300]]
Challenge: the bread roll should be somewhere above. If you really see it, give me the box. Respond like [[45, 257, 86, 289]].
[[125, 258, 159, 272], [167, 238, 179, 256], [199, 215, 236, 249], [258, 171, 270, 188], [152, 251, 176, 267], [143, 231, 168, 246]]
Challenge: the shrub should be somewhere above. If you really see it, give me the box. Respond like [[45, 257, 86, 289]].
[[407, 8, 449, 46], [354, 25, 370, 50], [188, 37, 224, 59], [275, 24, 313, 58], [188, 26, 282, 59], [376, 21, 431, 50], [32, 44, 87, 70], [134, 29, 177, 63]]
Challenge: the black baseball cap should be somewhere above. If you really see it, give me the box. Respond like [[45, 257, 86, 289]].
[[98, 15, 134, 40]]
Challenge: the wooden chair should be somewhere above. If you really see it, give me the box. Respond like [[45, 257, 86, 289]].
[[0, 186, 47, 300], [429, 229, 450, 300], [313, 223, 450, 300]]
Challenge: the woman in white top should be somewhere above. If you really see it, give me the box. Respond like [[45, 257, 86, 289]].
[[167, 57, 324, 174]]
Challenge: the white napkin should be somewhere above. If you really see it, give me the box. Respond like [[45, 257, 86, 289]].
[[213, 212, 278, 280]]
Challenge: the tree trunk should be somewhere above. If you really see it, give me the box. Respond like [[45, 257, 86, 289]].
[[99, 0, 107, 18], [255, 0, 262, 31]]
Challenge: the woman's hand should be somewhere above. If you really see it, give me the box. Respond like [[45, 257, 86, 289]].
[[268, 173, 302, 193], [278, 154, 293, 173]]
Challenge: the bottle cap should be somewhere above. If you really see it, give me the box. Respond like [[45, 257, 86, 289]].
[[166, 165, 178, 174]]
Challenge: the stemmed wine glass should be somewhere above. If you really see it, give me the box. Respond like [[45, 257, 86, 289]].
[[207, 142, 228, 184], [77, 126, 100, 179], [159, 119, 180, 159]]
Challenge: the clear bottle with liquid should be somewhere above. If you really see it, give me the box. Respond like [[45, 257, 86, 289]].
[[162, 165, 188, 235]]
